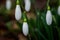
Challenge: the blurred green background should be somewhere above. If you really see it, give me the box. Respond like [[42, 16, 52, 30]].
[[0, 0, 60, 40]]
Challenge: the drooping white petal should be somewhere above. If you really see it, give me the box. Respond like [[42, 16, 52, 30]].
[[58, 6, 60, 16], [15, 5, 22, 21], [6, 0, 11, 10], [25, 0, 31, 12], [22, 22, 29, 36], [46, 10, 52, 25]]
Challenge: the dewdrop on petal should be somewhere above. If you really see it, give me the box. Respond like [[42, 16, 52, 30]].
[[25, 0, 31, 12], [58, 6, 60, 16], [46, 6, 52, 25], [22, 18, 29, 36], [15, 0, 22, 21], [6, 0, 11, 10]]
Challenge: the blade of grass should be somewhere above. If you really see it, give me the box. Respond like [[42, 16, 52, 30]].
[[41, 13, 53, 40], [35, 29, 47, 40], [53, 15, 60, 40]]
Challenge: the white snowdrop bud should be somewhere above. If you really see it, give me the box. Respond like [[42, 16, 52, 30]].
[[46, 10, 52, 25], [6, 0, 11, 10], [58, 6, 60, 16], [22, 22, 29, 36], [15, 5, 22, 21], [25, 0, 31, 12]]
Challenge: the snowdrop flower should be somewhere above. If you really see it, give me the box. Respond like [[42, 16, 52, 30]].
[[46, 10, 52, 25], [6, 0, 11, 10], [15, 5, 22, 21], [58, 6, 60, 16], [22, 22, 29, 36], [24, 0, 31, 12], [15, 0, 22, 21]]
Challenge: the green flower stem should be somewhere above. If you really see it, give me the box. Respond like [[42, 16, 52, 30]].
[[56, 27, 60, 40], [28, 20, 37, 40], [36, 10, 41, 40], [41, 15, 54, 40], [49, 26, 54, 40], [36, 11, 40, 29], [52, 15, 60, 40], [37, 29, 47, 40], [47, 0, 50, 10], [41, 16, 50, 40], [59, 0, 60, 5], [23, 11, 27, 22], [16, 0, 20, 5], [47, 0, 49, 6], [52, 15, 57, 24], [47, 6, 50, 10]]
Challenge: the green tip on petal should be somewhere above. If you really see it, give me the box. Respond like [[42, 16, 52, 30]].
[[16, 0, 19, 5], [24, 18, 27, 22], [47, 6, 50, 10]]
